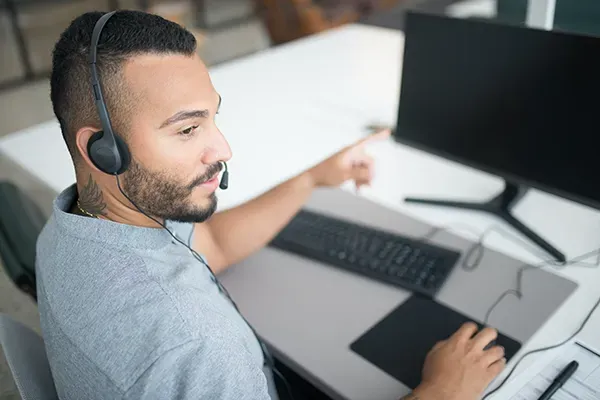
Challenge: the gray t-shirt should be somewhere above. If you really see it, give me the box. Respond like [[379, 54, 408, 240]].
[[36, 184, 278, 399]]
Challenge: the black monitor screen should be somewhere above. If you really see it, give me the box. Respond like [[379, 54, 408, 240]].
[[395, 12, 600, 210]]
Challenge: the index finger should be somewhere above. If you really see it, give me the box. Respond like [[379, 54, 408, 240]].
[[451, 322, 479, 343], [355, 128, 391, 147]]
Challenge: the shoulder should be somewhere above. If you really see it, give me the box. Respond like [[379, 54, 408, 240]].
[[36, 231, 210, 389]]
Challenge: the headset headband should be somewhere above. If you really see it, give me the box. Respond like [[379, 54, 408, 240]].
[[89, 11, 120, 171]]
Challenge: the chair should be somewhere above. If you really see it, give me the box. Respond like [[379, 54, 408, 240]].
[[255, 0, 403, 45], [0, 181, 47, 301], [254, 0, 361, 44], [0, 314, 59, 400]]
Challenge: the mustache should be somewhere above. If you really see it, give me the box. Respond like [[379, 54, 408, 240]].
[[187, 162, 223, 190]]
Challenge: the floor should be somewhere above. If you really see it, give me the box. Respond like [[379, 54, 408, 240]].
[[0, 0, 494, 398]]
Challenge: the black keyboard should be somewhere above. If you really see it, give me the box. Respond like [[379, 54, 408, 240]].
[[270, 210, 461, 297]]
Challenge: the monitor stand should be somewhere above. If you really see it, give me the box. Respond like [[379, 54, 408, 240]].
[[404, 180, 566, 262]]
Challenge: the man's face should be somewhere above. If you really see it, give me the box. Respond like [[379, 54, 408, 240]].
[[120, 53, 231, 223]]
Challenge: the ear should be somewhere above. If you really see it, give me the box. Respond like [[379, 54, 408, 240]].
[[75, 126, 101, 171]]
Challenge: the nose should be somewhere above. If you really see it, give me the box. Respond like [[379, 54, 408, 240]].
[[202, 128, 232, 165]]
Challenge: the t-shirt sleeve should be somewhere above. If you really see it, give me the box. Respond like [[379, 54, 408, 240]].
[[124, 337, 273, 400]]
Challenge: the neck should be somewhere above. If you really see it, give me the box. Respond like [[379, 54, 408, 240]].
[[75, 172, 163, 229]]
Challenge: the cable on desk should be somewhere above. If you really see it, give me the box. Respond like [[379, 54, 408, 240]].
[[420, 224, 563, 271], [482, 290, 600, 399], [422, 222, 600, 271], [422, 222, 600, 398], [423, 223, 600, 325], [480, 247, 600, 398], [482, 251, 600, 327]]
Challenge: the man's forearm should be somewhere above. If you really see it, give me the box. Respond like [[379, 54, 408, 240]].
[[206, 170, 315, 273]]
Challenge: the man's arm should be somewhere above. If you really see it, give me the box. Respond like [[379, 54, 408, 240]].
[[193, 129, 391, 274], [194, 171, 314, 274]]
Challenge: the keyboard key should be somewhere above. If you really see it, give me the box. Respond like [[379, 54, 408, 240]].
[[368, 238, 383, 254], [394, 254, 407, 265], [378, 249, 389, 260], [389, 246, 401, 260]]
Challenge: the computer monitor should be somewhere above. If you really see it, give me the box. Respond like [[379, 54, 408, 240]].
[[394, 11, 600, 262]]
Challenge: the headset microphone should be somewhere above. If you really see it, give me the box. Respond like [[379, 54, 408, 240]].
[[219, 162, 229, 190]]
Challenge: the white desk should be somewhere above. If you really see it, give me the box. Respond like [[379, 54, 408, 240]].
[[2, 24, 600, 399]]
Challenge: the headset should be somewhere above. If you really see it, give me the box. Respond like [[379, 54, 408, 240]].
[[87, 10, 229, 189]]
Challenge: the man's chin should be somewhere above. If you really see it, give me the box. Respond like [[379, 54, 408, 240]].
[[194, 192, 218, 214], [166, 195, 218, 224]]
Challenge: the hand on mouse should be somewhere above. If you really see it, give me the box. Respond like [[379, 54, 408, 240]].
[[406, 322, 506, 400]]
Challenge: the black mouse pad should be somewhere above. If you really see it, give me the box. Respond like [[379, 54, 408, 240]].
[[350, 295, 522, 389]]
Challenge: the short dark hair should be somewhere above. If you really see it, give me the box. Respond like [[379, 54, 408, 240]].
[[50, 10, 197, 164]]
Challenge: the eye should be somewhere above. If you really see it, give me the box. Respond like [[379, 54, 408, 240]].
[[179, 125, 198, 136]]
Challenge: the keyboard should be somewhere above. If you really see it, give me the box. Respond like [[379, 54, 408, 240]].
[[270, 210, 461, 297]]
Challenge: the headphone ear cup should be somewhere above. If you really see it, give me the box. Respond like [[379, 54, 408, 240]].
[[113, 133, 131, 174], [87, 130, 108, 173], [87, 130, 130, 174]]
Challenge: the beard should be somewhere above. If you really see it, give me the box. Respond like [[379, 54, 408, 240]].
[[122, 159, 222, 223]]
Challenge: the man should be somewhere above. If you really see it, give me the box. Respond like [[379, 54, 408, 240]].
[[37, 10, 506, 400]]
